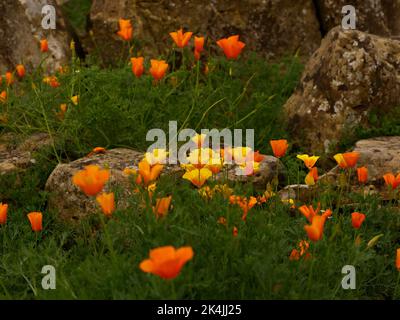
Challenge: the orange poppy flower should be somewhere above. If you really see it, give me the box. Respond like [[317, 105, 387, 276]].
[[5, 72, 13, 86], [57, 103, 67, 120], [334, 152, 360, 169], [216, 35, 245, 60], [139, 245, 194, 279], [0, 91, 7, 103], [96, 192, 115, 216], [229, 195, 258, 221], [136, 159, 164, 186], [43, 76, 60, 88], [153, 196, 172, 218], [233, 226, 238, 237], [40, 39, 48, 52], [169, 28, 193, 48], [357, 167, 368, 184], [290, 240, 310, 261], [396, 248, 400, 271], [149, 59, 168, 81], [304, 215, 328, 242], [298, 204, 321, 223], [16, 64, 25, 78], [351, 212, 366, 229], [270, 139, 288, 158], [194, 36, 205, 61], [0, 203, 8, 225], [383, 173, 400, 190], [72, 165, 110, 196], [27, 212, 43, 232], [87, 147, 106, 157], [131, 57, 144, 78], [117, 19, 133, 41]]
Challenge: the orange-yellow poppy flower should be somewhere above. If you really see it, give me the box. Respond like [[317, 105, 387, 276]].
[[357, 167, 368, 184], [334, 152, 360, 169], [149, 59, 168, 81], [0, 91, 7, 103], [270, 139, 288, 158], [383, 173, 400, 190], [182, 167, 212, 188], [351, 212, 365, 229], [71, 95, 79, 105], [0, 203, 8, 225], [169, 29, 193, 48], [16, 64, 25, 78], [136, 159, 164, 186], [27, 212, 43, 232], [216, 35, 245, 60], [139, 245, 194, 279], [297, 154, 319, 169], [153, 196, 172, 218], [96, 192, 115, 216], [43, 76, 60, 88], [191, 133, 207, 148], [396, 248, 400, 271], [305, 167, 318, 186], [40, 39, 48, 52], [145, 148, 168, 166], [117, 19, 133, 41], [131, 57, 144, 78], [72, 165, 110, 196]]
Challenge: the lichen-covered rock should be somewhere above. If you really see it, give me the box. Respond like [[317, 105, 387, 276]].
[[0, 0, 70, 73], [284, 27, 400, 153], [315, 0, 400, 38], [86, 0, 321, 64], [45, 148, 283, 220], [0, 133, 51, 175]]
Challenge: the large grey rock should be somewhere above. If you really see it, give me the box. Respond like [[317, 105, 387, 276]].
[[284, 27, 400, 153]]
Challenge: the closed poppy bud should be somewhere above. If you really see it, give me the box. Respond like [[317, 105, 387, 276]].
[[216, 35, 245, 60], [149, 59, 168, 82], [16, 64, 25, 78], [27, 212, 42, 232], [194, 36, 205, 53], [40, 39, 49, 52], [140, 246, 194, 279], [130, 57, 144, 78], [357, 167, 368, 184], [71, 95, 79, 105], [396, 248, 400, 271], [5, 71, 13, 86], [351, 212, 366, 229], [169, 28, 193, 48], [153, 196, 172, 218], [0, 203, 8, 225], [0, 91, 7, 103], [96, 192, 115, 216], [233, 226, 238, 237], [270, 139, 288, 158]]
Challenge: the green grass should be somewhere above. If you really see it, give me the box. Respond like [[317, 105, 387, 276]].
[[1, 47, 400, 299]]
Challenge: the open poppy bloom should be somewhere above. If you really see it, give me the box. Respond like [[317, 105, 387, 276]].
[[305, 167, 318, 186], [186, 148, 220, 169], [397, 248, 400, 271], [357, 167, 368, 184], [136, 159, 164, 186], [236, 161, 260, 176], [153, 196, 172, 218], [139, 245, 194, 279], [0, 91, 7, 103], [96, 192, 115, 216], [191, 133, 207, 148], [27, 212, 42, 232], [149, 59, 168, 81], [169, 28, 193, 48], [40, 39, 48, 52], [297, 154, 319, 169], [145, 148, 168, 166], [270, 140, 288, 158], [182, 167, 212, 188], [117, 19, 133, 41], [229, 195, 258, 221], [304, 213, 330, 242], [16, 64, 25, 78], [0, 203, 8, 225], [351, 212, 366, 229], [216, 35, 245, 60], [130, 57, 144, 78], [43, 76, 60, 88], [298, 204, 321, 223], [383, 173, 400, 190], [72, 165, 110, 196], [334, 152, 360, 169]]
